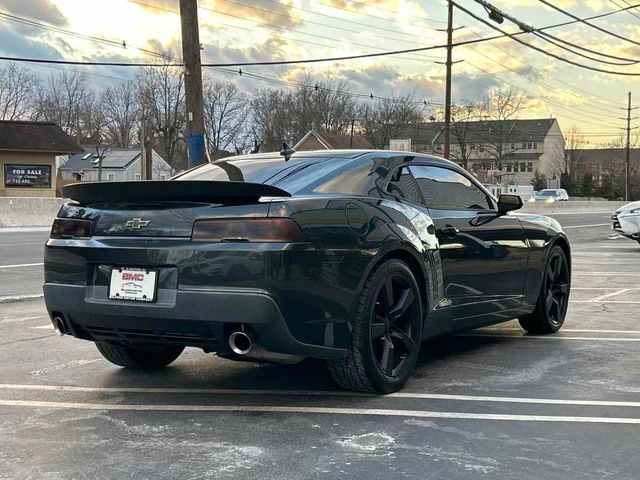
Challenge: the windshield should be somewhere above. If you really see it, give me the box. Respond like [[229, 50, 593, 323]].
[[539, 190, 556, 196]]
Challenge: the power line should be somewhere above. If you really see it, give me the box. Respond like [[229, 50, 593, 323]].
[[459, 1, 640, 76], [538, 0, 640, 47], [131, 0, 444, 64], [612, 0, 640, 21], [315, 0, 447, 26]]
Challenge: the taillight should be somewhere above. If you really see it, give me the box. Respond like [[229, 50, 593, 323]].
[[50, 218, 92, 239], [191, 218, 307, 242]]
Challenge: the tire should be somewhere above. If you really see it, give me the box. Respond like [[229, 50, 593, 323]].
[[328, 259, 423, 393], [95, 342, 184, 369], [519, 245, 570, 334]]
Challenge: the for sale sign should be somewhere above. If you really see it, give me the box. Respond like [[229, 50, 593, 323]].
[[4, 164, 52, 188]]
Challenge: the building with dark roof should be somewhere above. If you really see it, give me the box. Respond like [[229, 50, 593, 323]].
[[294, 130, 374, 151], [567, 147, 640, 186], [0, 120, 82, 197], [386, 118, 565, 185], [59, 147, 173, 184]]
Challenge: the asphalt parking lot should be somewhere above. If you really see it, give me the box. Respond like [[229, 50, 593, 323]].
[[0, 211, 638, 479]]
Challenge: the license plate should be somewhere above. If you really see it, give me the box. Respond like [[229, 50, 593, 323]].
[[109, 267, 157, 302]]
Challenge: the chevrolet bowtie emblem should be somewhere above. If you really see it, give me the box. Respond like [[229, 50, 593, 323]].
[[126, 218, 150, 229]]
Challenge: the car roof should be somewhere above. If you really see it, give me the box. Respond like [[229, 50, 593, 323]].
[[222, 149, 458, 167]]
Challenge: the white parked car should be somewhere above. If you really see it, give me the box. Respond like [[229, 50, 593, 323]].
[[612, 201, 640, 243], [529, 188, 569, 202]]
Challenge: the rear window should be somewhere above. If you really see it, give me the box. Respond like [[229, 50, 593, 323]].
[[175, 155, 387, 197], [175, 157, 300, 184]]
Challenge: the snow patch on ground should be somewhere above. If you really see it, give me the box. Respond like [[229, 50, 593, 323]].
[[338, 432, 395, 452]]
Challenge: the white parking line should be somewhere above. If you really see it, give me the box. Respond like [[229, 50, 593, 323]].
[[3, 315, 47, 324], [0, 263, 44, 270], [0, 399, 638, 424], [586, 289, 631, 302], [573, 272, 640, 276], [458, 333, 640, 342], [570, 301, 640, 304], [0, 294, 44, 304], [482, 328, 640, 334], [563, 223, 610, 229], [1, 383, 639, 408]]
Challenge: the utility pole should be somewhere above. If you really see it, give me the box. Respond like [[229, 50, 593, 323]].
[[140, 115, 145, 180], [624, 92, 633, 202], [179, 0, 206, 168], [443, 0, 453, 160]]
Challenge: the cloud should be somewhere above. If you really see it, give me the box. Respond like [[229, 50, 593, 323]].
[[0, 0, 67, 26], [0, 26, 63, 59], [132, 0, 302, 29]]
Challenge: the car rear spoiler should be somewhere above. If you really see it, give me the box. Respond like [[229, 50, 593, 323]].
[[61, 181, 292, 205]]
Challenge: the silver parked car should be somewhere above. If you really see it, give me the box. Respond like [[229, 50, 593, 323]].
[[530, 188, 569, 203]]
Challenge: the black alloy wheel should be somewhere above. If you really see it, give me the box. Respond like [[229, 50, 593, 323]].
[[519, 245, 570, 334], [545, 250, 570, 325], [371, 274, 421, 378], [328, 259, 423, 393]]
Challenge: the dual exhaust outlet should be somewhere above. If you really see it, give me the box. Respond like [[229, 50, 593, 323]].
[[228, 329, 303, 364], [52, 316, 67, 336]]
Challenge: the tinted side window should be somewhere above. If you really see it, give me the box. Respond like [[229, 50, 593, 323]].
[[387, 167, 423, 204], [409, 166, 491, 210]]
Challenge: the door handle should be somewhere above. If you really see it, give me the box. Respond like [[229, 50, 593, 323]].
[[440, 225, 459, 236]]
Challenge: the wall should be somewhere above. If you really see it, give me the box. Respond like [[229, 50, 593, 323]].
[[0, 151, 56, 197], [0, 197, 66, 227]]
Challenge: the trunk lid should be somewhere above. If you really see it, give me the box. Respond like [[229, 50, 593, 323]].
[[59, 181, 289, 237]]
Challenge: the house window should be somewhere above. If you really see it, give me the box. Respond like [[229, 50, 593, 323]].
[[73, 173, 82, 181], [511, 143, 515, 150], [522, 143, 527, 149], [107, 173, 115, 182], [513, 163, 519, 172], [135, 173, 141, 181], [506, 163, 512, 172], [436, 144, 442, 151], [533, 142, 538, 149], [527, 162, 533, 172], [160, 175, 166, 181], [520, 162, 526, 172], [479, 145, 485, 152]]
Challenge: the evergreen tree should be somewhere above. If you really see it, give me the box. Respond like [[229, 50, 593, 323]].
[[531, 171, 547, 191], [578, 173, 595, 198]]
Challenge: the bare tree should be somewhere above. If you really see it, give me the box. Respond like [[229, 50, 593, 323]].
[[251, 88, 296, 152], [203, 81, 248, 158], [0, 63, 38, 120], [33, 70, 96, 141], [449, 102, 484, 171], [136, 61, 186, 170], [360, 94, 427, 149], [478, 87, 527, 170], [100, 80, 139, 148]]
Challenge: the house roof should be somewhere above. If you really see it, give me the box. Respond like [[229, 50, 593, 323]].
[[0, 120, 82, 154], [389, 118, 559, 145], [61, 147, 143, 171], [566, 148, 640, 164], [295, 130, 374, 150]]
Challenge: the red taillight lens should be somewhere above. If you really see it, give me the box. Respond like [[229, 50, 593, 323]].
[[50, 218, 92, 239], [192, 218, 307, 242]]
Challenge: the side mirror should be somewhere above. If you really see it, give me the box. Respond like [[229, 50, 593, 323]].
[[497, 194, 523, 215]]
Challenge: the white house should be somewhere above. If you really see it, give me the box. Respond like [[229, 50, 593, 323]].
[[387, 118, 565, 185], [59, 147, 174, 182]]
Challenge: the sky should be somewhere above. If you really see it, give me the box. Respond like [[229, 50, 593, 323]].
[[0, 0, 639, 146]]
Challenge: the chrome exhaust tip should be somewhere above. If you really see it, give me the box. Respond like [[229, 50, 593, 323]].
[[52, 316, 66, 336], [228, 331, 252, 355]]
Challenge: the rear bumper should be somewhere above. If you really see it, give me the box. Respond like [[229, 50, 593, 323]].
[[43, 283, 346, 360]]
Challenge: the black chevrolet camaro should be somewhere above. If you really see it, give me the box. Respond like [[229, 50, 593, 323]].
[[43, 150, 571, 392]]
